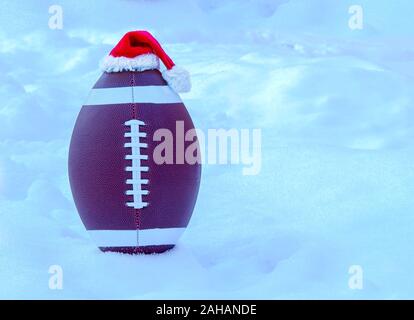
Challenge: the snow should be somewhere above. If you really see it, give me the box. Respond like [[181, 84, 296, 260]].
[[0, 0, 414, 299]]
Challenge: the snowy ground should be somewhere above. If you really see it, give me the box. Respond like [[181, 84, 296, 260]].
[[0, 0, 414, 299]]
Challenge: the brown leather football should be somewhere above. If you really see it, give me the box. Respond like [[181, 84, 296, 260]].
[[69, 70, 201, 254]]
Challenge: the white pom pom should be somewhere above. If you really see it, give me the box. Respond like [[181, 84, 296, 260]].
[[162, 66, 191, 93]]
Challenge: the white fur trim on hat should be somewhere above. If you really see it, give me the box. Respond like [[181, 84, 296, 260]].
[[100, 53, 160, 73], [162, 66, 191, 93]]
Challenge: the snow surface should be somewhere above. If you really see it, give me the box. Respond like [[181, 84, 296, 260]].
[[0, 0, 414, 299]]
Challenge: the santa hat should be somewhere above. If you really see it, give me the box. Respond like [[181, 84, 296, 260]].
[[100, 30, 191, 93]]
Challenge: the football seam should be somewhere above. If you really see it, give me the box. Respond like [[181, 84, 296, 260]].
[[133, 72, 139, 248]]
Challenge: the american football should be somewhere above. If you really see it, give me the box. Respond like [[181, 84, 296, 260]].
[[68, 31, 201, 254]]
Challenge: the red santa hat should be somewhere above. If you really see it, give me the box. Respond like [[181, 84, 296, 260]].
[[100, 30, 191, 93]]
